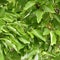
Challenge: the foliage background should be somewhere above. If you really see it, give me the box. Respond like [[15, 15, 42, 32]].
[[0, 0, 60, 60]]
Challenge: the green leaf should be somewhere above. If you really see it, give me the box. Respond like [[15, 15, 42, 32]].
[[23, 1, 35, 11], [5, 33, 24, 51], [27, 31, 34, 38], [0, 7, 5, 18], [43, 4, 55, 13], [35, 10, 44, 23], [55, 30, 60, 36], [7, 26, 20, 35], [50, 31, 57, 46], [0, 44, 4, 60], [53, 15, 60, 23], [5, 39, 18, 52], [18, 37, 30, 44], [0, 19, 5, 27], [43, 28, 50, 35], [32, 29, 46, 42]]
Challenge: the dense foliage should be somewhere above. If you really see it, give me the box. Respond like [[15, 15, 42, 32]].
[[0, 0, 60, 60]]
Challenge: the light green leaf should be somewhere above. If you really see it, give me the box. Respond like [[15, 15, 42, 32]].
[[0, 19, 5, 27], [0, 44, 4, 60], [53, 15, 60, 23], [32, 29, 46, 42], [7, 26, 20, 35], [0, 7, 5, 17], [23, 1, 35, 11], [43, 28, 50, 35], [34, 54, 39, 60], [55, 30, 60, 36], [50, 31, 56, 46], [18, 37, 30, 44], [43, 4, 55, 13], [27, 31, 34, 38], [4, 33, 24, 51], [35, 10, 44, 23]]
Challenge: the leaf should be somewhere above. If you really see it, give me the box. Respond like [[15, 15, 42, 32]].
[[0, 19, 5, 27], [34, 54, 39, 60], [43, 4, 55, 13], [32, 29, 46, 42], [27, 31, 34, 38], [18, 37, 30, 44], [0, 44, 4, 60], [4, 33, 24, 51], [0, 7, 5, 17], [23, 1, 35, 11], [7, 26, 20, 35], [5, 39, 18, 52], [43, 28, 50, 35], [55, 30, 60, 36], [53, 14, 60, 23], [2, 13, 16, 23], [35, 10, 44, 23], [9, 34, 24, 51], [50, 31, 57, 46]]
